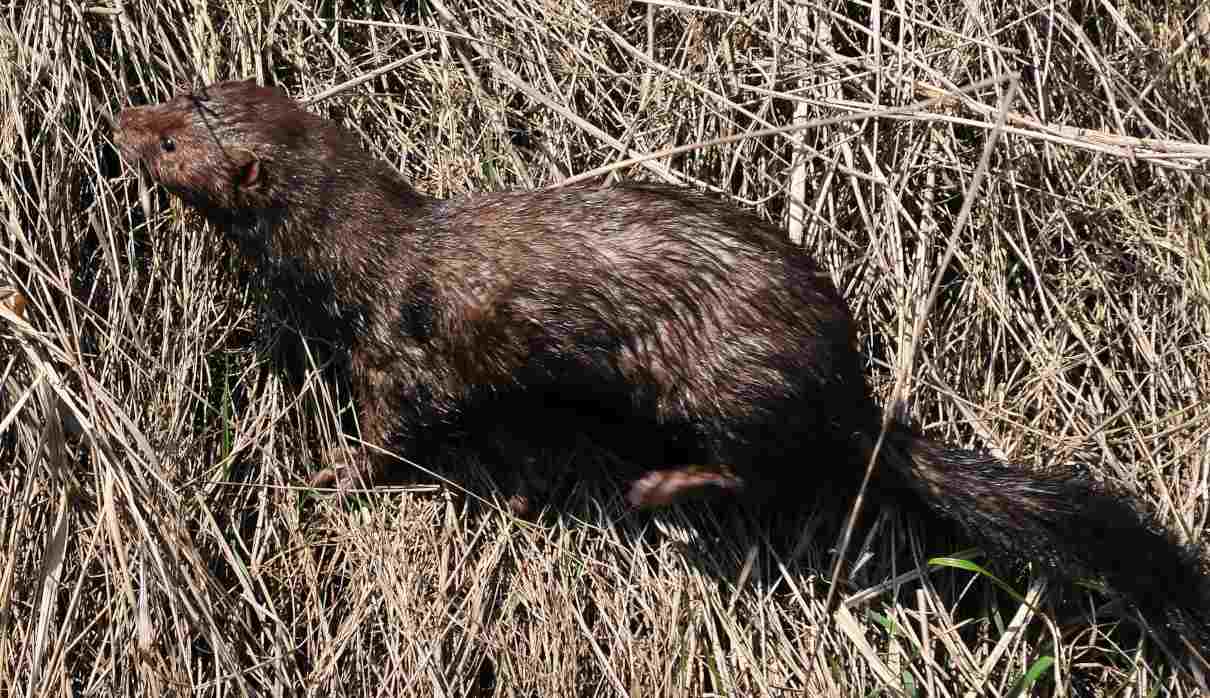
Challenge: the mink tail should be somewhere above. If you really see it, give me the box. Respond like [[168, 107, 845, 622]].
[[874, 422, 1210, 685]]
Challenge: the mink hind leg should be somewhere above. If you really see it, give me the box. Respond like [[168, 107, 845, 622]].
[[477, 398, 699, 515], [626, 464, 746, 508], [623, 418, 794, 510], [625, 387, 873, 511]]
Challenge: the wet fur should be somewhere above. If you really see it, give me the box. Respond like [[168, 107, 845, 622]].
[[114, 80, 1210, 682]]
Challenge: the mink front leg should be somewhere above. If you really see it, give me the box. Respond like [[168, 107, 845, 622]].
[[308, 357, 433, 491], [308, 382, 400, 490]]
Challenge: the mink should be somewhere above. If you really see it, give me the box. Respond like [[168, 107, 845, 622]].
[[112, 80, 1210, 683]]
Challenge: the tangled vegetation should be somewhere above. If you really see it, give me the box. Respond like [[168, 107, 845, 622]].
[[1, 1, 1209, 695]]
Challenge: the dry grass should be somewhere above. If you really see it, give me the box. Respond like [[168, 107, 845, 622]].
[[2, 0, 1210, 695]]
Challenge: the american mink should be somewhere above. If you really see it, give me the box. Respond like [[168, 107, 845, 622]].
[[112, 80, 1210, 681]]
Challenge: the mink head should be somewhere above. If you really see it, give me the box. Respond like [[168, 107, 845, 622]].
[[113, 80, 320, 220]]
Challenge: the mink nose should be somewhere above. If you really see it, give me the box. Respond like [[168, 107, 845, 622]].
[[107, 108, 140, 158]]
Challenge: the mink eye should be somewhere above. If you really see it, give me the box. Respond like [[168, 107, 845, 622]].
[[160, 136, 176, 153]]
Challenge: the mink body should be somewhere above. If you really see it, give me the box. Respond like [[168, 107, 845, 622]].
[[113, 80, 1210, 681]]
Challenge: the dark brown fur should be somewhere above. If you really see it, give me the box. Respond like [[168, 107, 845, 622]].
[[113, 80, 1210, 682]]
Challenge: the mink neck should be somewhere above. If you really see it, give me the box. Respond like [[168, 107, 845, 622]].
[[237, 176, 436, 346]]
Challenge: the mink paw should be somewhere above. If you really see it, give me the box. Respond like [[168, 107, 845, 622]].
[[309, 443, 384, 491], [627, 466, 744, 509]]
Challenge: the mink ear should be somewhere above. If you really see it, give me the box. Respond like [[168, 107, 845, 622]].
[[240, 158, 261, 188], [234, 151, 263, 190]]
